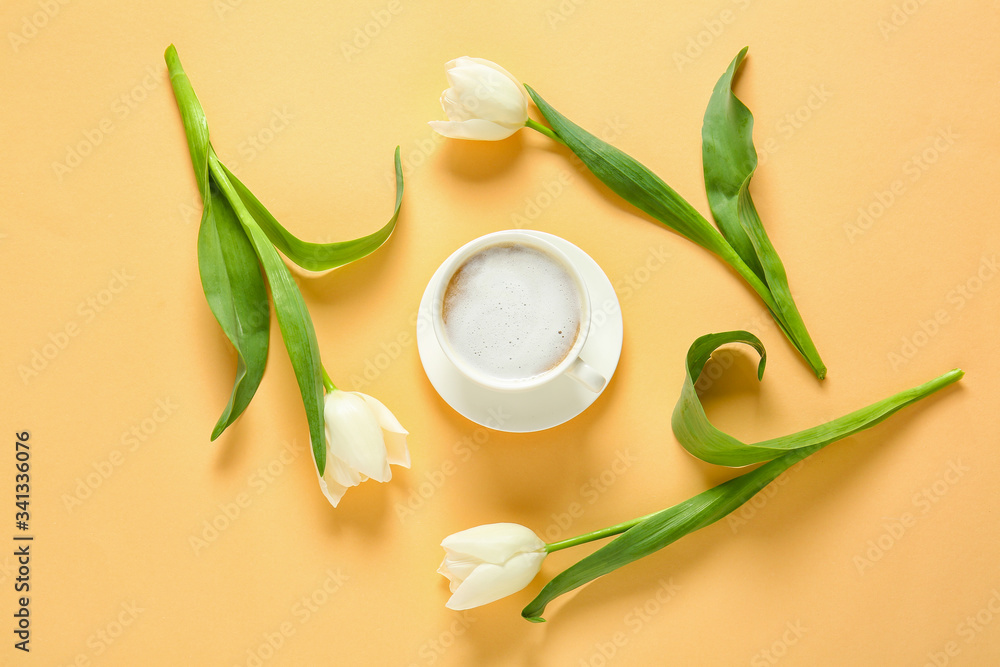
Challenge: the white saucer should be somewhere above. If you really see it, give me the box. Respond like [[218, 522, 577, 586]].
[[416, 231, 623, 433]]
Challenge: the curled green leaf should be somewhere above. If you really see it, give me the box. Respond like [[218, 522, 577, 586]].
[[672, 331, 962, 466], [521, 332, 961, 621]]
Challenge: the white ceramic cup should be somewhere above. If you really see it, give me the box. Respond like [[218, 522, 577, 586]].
[[431, 230, 606, 393]]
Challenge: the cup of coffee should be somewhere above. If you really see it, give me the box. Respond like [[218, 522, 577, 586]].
[[431, 230, 606, 393]]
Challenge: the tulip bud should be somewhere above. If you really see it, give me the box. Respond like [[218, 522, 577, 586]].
[[438, 523, 547, 610], [316, 389, 409, 507], [429, 57, 530, 141]]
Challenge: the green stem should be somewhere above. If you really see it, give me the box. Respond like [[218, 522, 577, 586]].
[[545, 511, 658, 553], [321, 365, 337, 393], [526, 118, 565, 145]]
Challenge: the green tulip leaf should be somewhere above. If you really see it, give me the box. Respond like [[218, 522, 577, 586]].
[[524, 85, 732, 260], [702, 47, 824, 378], [701, 47, 765, 283], [167, 45, 271, 440], [525, 78, 826, 379], [166, 45, 327, 470], [208, 150, 328, 474], [523, 444, 819, 623], [522, 331, 961, 622], [221, 146, 403, 272], [198, 188, 271, 440], [673, 332, 962, 466], [165, 45, 210, 204]]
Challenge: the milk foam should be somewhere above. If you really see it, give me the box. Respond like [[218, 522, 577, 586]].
[[443, 243, 582, 381]]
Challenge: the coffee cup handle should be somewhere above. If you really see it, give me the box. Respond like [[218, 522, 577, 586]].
[[566, 358, 606, 393]]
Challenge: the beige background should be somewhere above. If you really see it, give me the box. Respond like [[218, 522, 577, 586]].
[[2, 0, 998, 665]]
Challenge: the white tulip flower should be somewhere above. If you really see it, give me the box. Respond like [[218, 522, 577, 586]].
[[438, 523, 548, 610], [316, 389, 410, 507], [429, 57, 530, 141]]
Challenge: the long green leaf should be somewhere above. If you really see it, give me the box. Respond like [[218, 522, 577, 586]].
[[208, 150, 327, 474], [702, 48, 825, 378], [222, 147, 404, 272], [522, 332, 961, 621], [165, 45, 210, 205], [524, 84, 831, 379], [672, 331, 961, 466], [198, 187, 271, 439], [524, 85, 736, 262], [522, 444, 818, 623], [167, 45, 271, 439]]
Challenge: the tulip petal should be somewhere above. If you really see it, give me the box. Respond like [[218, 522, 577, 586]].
[[316, 470, 350, 508], [445, 66, 527, 126], [462, 57, 527, 97], [441, 89, 475, 122], [445, 551, 546, 610], [355, 393, 410, 469], [325, 451, 364, 488], [324, 391, 389, 481], [445, 57, 529, 108], [437, 555, 479, 593], [441, 523, 545, 563], [429, 119, 519, 141]]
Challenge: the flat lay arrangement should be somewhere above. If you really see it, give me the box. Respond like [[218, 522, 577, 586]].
[[4, 3, 996, 664], [168, 44, 963, 623]]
